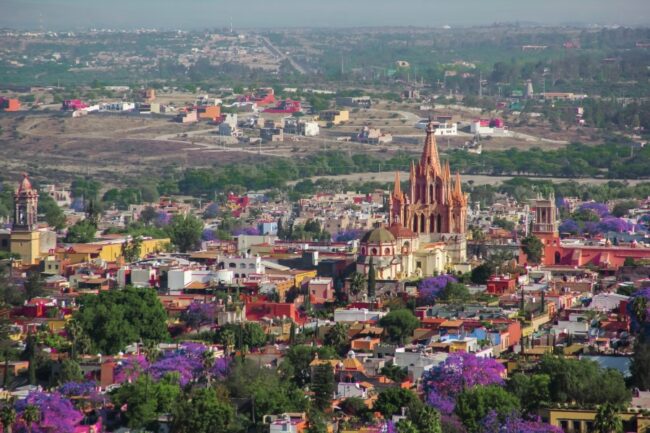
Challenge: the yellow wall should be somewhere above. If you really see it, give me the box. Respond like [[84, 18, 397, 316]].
[[543, 408, 649, 433], [59, 238, 170, 264], [11, 230, 40, 265]]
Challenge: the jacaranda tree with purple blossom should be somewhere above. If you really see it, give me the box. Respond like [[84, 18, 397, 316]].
[[180, 301, 216, 330], [422, 352, 505, 414], [14, 391, 83, 433], [335, 229, 365, 242], [418, 275, 457, 304]]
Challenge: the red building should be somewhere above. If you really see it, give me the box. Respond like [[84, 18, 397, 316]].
[[486, 275, 517, 294], [521, 196, 650, 269], [263, 99, 302, 114]]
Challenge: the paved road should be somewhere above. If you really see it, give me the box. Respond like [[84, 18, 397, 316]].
[[259, 36, 307, 75]]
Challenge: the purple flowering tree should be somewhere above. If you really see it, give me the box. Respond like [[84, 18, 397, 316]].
[[335, 229, 365, 242], [233, 226, 260, 236], [114, 355, 150, 384], [202, 228, 217, 241], [422, 352, 505, 414], [598, 217, 632, 233], [181, 302, 216, 329], [579, 202, 609, 218], [419, 275, 457, 304], [203, 203, 220, 219], [154, 211, 171, 228], [15, 391, 83, 433], [558, 219, 579, 235]]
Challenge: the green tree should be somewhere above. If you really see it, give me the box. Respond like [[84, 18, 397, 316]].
[[311, 364, 335, 411], [166, 214, 203, 252], [74, 287, 169, 355], [348, 272, 366, 298], [455, 385, 520, 433], [111, 373, 181, 429], [323, 323, 348, 355], [139, 206, 158, 225], [280, 345, 337, 387], [538, 356, 630, 406], [171, 387, 234, 433], [380, 362, 408, 383], [521, 235, 544, 264], [23, 272, 44, 301], [121, 237, 142, 263], [65, 319, 90, 360], [374, 387, 421, 418], [412, 406, 442, 433], [439, 282, 470, 301], [470, 263, 493, 285], [0, 398, 16, 433], [22, 405, 40, 433], [396, 420, 419, 433], [379, 309, 420, 344], [630, 339, 650, 391], [57, 359, 83, 385], [216, 322, 266, 350], [507, 373, 551, 414], [367, 257, 377, 299], [64, 219, 96, 243], [594, 403, 623, 433], [38, 193, 66, 231]]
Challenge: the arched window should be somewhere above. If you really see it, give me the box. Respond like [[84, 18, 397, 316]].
[[371, 248, 378, 255], [361, 247, 366, 255], [240, 263, 246, 269], [249, 263, 255, 269], [420, 214, 426, 233], [413, 215, 419, 233], [437, 214, 442, 232], [384, 248, 391, 255], [429, 184, 434, 203], [229, 263, 237, 269], [430, 215, 436, 233]]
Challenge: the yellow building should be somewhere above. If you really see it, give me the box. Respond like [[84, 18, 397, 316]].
[[541, 407, 650, 433], [10, 174, 41, 265], [319, 110, 349, 125], [56, 237, 170, 264]]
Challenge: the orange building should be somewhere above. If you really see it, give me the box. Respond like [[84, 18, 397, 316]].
[[198, 105, 221, 121], [0, 97, 20, 112]]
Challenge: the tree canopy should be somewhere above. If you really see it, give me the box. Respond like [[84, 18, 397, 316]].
[[74, 287, 169, 355]]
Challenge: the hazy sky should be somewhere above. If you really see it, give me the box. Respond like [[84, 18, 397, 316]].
[[2, 0, 649, 29]]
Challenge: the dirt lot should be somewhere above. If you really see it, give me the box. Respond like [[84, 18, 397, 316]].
[[0, 106, 601, 188]]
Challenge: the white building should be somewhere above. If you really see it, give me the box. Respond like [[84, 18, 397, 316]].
[[393, 348, 448, 381], [334, 308, 387, 323], [217, 255, 265, 278]]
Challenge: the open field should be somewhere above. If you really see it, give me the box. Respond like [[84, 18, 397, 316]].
[[0, 106, 605, 188]]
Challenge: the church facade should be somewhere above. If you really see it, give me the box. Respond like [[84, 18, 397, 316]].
[[10, 173, 42, 265], [356, 122, 469, 279], [388, 121, 467, 236]]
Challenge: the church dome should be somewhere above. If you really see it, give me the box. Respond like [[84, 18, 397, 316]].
[[360, 227, 395, 243]]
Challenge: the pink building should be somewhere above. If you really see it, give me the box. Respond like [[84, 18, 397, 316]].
[[308, 277, 334, 304]]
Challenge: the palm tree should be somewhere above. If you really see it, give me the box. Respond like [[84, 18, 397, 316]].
[[594, 403, 623, 433], [0, 398, 16, 433], [201, 350, 215, 384], [349, 272, 366, 299], [22, 405, 40, 433], [65, 319, 83, 360], [141, 340, 159, 363], [632, 296, 648, 324]]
